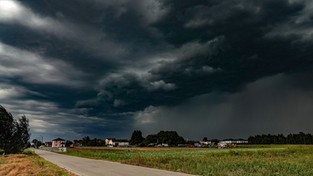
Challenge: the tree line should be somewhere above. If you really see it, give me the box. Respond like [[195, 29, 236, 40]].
[[81, 136, 105, 146], [130, 130, 186, 146], [0, 105, 30, 154], [248, 132, 313, 144], [79, 130, 186, 147]]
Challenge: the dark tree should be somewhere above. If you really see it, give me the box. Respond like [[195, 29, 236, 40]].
[[248, 132, 313, 144], [65, 140, 73, 147], [142, 134, 158, 146], [130, 130, 144, 145], [210, 139, 220, 144], [142, 131, 185, 146], [203, 137, 208, 142], [32, 139, 42, 148], [96, 138, 105, 146], [81, 137, 104, 146], [156, 131, 185, 146], [15, 116, 30, 151], [0, 106, 30, 154], [0, 105, 15, 153], [82, 136, 91, 146]]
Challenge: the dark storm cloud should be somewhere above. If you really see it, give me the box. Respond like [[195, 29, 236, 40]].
[[82, 0, 313, 114], [1, 0, 313, 140], [79, 37, 225, 113], [133, 72, 313, 139], [76, 0, 313, 138]]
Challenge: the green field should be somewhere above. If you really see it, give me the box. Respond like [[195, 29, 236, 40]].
[[65, 145, 313, 176]]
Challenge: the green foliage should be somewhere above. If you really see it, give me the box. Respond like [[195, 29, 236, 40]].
[[157, 131, 185, 145], [0, 105, 30, 154], [248, 132, 313, 144], [17, 116, 30, 148], [82, 136, 90, 146], [0, 105, 15, 153], [130, 130, 144, 145], [65, 145, 313, 176], [142, 134, 158, 146], [32, 139, 42, 148], [22, 149, 35, 155], [65, 140, 73, 147], [82, 136, 105, 146], [142, 131, 185, 146]]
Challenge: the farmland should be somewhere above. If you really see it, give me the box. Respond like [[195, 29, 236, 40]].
[[0, 150, 75, 176], [65, 145, 313, 176]]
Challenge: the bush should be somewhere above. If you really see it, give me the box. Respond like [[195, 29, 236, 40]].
[[22, 149, 35, 155]]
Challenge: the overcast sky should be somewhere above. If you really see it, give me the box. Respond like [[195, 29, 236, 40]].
[[1, 0, 313, 141]]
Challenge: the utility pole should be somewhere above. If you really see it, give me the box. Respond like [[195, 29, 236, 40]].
[[39, 135, 43, 147]]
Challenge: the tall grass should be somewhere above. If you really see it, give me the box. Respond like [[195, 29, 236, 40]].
[[65, 145, 313, 176], [0, 150, 75, 176]]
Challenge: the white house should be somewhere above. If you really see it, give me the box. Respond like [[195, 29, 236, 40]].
[[105, 138, 129, 147], [221, 140, 248, 144], [52, 138, 65, 148], [200, 141, 211, 146], [218, 140, 248, 148]]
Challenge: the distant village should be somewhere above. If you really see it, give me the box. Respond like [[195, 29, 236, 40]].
[[32, 131, 313, 151], [40, 137, 248, 150], [32, 130, 248, 151]]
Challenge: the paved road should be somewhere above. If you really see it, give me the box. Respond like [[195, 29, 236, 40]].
[[34, 149, 195, 176]]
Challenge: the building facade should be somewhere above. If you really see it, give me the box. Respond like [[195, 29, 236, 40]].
[[105, 138, 129, 147], [52, 138, 65, 148]]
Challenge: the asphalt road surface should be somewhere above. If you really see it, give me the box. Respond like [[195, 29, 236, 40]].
[[34, 149, 195, 176]]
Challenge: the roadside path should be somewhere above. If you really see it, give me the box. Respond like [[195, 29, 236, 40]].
[[34, 149, 195, 176]]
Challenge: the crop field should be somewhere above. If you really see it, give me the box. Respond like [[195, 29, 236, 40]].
[[65, 145, 313, 176], [0, 150, 75, 176]]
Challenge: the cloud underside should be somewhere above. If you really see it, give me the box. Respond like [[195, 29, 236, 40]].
[[1, 0, 313, 139], [133, 73, 313, 139]]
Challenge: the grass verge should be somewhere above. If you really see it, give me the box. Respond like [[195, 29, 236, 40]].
[[0, 149, 76, 176], [65, 145, 313, 176]]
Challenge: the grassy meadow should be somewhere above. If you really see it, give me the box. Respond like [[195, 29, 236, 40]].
[[65, 145, 313, 176], [0, 150, 75, 176]]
